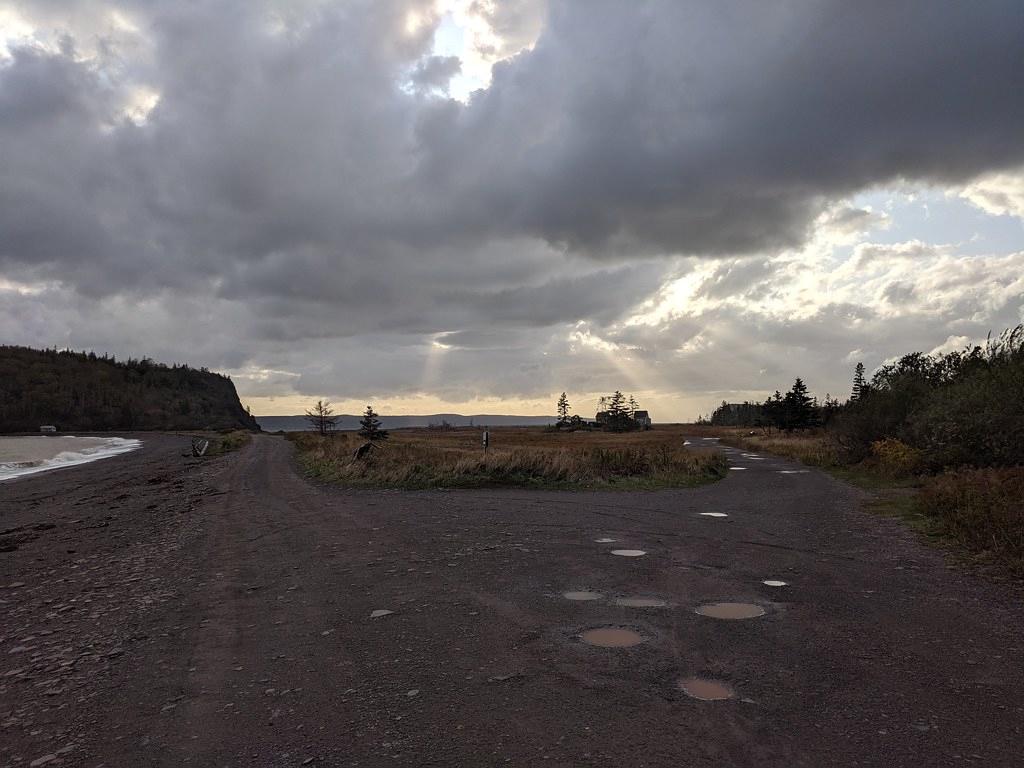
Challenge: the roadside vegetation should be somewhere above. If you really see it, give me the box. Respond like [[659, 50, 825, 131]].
[[696, 325, 1024, 577], [206, 430, 253, 456], [290, 425, 726, 490]]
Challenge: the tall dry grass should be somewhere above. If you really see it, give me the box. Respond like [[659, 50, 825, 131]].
[[688, 425, 841, 467], [920, 467, 1024, 576], [289, 426, 725, 489]]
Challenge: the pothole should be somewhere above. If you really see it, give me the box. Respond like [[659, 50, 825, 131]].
[[563, 590, 603, 601], [762, 580, 788, 587], [695, 602, 766, 620], [594, 537, 618, 543], [610, 549, 646, 557], [579, 627, 645, 648], [678, 677, 734, 701], [729, 467, 748, 471], [614, 597, 667, 608], [699, 512, 728, 518]]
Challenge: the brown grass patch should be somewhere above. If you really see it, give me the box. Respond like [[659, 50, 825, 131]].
[[289, 425, 725, 490], [687, 425, 841, 467], [920, 467, 1024, 576]]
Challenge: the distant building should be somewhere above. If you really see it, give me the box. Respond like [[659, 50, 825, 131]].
[[39, 425, 57, 433], [633, 410, 652, 428]]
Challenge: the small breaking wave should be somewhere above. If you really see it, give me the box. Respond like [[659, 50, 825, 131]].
[[0, 437, 142, 482]]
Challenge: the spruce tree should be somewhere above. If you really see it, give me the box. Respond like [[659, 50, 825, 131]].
[[605, 390, 631, 431], [358, 404, 388, 440], [782, 378, 817, 430], [851, 362, 866, 401], [556, 392, 570, 425]]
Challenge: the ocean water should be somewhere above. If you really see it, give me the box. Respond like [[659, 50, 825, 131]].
[[0, 436, 143, 482]]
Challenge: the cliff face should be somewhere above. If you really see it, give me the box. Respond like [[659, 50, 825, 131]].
[[0, 347, 260, 432]]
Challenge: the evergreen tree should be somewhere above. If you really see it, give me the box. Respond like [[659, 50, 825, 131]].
[[820, 393, 841, 427], [358, 404, 388, 440], [761, 391, 785, 432], [781, 378, 817, 430], [605, 390, 634, 431], [556, 392, 571, 425], [628, 394, 639, 418], [851, 362, 866, 401]]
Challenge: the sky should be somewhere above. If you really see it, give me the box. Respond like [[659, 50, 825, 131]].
[[1, 0, 1023, 420]]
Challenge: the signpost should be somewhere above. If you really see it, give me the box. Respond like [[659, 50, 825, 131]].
[[482, 429, 489, 455]]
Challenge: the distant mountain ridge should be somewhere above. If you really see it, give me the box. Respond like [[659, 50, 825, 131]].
[[0, 346, 259, 433], [257, 414, 556, 432]]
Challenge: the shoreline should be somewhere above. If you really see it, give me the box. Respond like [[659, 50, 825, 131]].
[[0, 435, 143, 483]]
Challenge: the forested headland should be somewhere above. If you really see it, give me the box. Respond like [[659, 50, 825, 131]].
[[0, 346, 260, 433]]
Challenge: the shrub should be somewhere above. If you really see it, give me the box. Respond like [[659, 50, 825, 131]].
[[870, 438, 923, 477]]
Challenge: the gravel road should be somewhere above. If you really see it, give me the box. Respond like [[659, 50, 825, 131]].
[[2, 434, 1022, 767]]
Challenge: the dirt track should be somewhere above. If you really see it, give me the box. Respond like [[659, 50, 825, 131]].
[[2, 434, 1022, 767]]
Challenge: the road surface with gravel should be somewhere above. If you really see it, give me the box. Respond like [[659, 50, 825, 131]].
[[2, 434, 1022, 767]]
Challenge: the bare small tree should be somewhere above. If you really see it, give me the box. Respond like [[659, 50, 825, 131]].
[[306, 399, 337, 437]]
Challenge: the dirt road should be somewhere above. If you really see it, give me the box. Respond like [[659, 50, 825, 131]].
[[2, 435, 1022, 767]]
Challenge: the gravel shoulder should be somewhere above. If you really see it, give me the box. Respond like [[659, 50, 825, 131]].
[[2, 434, 1022, 767]]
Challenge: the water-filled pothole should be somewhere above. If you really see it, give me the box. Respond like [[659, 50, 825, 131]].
[[580, 627, 645, 648], [762, 580, 788, 587], [594, 537, 618, 543], [614, 597, 667, 608], [729, 467, 748, 471], [695, 602, 766, 620], [678, 677, 734, 701], [699, 512, 728, 518], [563, 590, 603, 601], [610, 549, 646, 557]]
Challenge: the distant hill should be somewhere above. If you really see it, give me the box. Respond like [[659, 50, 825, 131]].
[[0, 346, 260, 433], [257, 413, 556, 432]]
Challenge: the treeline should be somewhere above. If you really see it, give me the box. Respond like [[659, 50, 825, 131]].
[[835, 327, 1024, 470], [0, 346, 260, 432], [707, 325, 1024, 472], [707, 378, 840, 432]]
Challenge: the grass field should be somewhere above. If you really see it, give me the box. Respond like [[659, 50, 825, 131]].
[[289, 425, 726, 490]]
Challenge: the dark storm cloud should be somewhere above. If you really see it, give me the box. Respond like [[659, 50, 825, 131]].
[[425, 0, 1024, 255], [1, 0, 1023, 411]]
